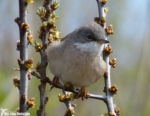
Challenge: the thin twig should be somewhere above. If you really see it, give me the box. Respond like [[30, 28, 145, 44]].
[[96, 0, 116, 115], [96, 0, 103, 19], [89, 94, 107, 101], [11, 67, 20, 71], [31, 71, 41, 79]]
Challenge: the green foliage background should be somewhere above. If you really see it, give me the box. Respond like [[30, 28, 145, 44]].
[[0, 0, 150, 116]]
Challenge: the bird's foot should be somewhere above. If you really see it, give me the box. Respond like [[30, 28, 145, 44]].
[[78, 86, 90, 100], [50, 76, 60, 90], [104, 71, 108, 79]]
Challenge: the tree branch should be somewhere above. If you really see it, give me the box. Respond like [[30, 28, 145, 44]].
[[96, 0, 116, 115], [18, 0, 28, 114], [32, 72, 107, 101], [36, 0, 53, 116]]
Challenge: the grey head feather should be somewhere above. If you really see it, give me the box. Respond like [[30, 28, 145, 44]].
[[61, 22, 106, 44]]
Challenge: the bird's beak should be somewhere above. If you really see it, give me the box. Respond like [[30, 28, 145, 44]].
[[98, 39, 109, 44]]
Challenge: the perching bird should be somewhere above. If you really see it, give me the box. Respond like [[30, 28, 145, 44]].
[[47, 22, 109, 97]]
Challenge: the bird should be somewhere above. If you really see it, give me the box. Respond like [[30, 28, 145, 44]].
[[47, 22, 109, 98]]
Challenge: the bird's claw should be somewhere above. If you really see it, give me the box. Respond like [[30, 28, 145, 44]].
[[50, 76, 59, 90], [78, 86, 90, 100]]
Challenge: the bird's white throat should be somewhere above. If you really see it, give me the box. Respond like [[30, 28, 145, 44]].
[[74, 42, 104, 55]]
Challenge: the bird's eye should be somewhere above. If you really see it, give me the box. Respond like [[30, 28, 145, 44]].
[[86, 34, 92, 41]]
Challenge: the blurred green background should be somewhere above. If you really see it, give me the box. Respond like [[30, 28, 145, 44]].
[[0, 0, 150, 116]]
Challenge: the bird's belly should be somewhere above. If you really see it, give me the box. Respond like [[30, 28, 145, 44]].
[[60, 70, 101, 87], [59, 56, 105, 87], [49, 45, 106, 88]]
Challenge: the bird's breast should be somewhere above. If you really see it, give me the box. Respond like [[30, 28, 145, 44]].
[[57, 44, 106, 87]]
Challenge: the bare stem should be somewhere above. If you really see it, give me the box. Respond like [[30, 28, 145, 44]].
[[11, 67, 20, 71], [17, 0, 28, 114], [96, 0, 116, 115]]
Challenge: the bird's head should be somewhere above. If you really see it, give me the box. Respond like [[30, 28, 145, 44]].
[[72, 22, 109, 54]]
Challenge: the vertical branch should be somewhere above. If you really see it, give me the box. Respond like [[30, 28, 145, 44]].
[[104, 58, 115, 114], [36, 0, 52, 116], [15, 0, 35, 114], [36, 0, 60, 115], [96, 0, 116, 115], [18, 0, 28, 113]]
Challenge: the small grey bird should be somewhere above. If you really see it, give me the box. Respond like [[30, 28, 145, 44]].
[[47, 22, 109, 92]]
